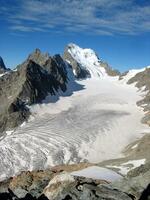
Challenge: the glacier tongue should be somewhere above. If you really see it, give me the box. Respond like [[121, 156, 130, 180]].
[[67, 43, 108, 78]]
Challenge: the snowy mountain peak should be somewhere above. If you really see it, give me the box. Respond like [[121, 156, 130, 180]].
[[67, 43, 100, 61], [67, 43, 105, 78], [64, 43, 119, 79]]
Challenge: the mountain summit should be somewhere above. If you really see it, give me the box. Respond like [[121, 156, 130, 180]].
[[64, 43, 120, 78]]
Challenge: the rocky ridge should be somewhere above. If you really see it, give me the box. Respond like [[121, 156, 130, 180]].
[[0, 50, 68, 133]]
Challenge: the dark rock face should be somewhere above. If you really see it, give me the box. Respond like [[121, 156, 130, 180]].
[[0, 50, 68, 133], [139, 184, 150, 200], [0, 70, 30, 133], [0, 189, 49, 200], [42, 55, 68, 92], [0, 56, 7, 74]]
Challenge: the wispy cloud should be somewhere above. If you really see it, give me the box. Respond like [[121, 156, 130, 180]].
[[0, 0, 150, 35]]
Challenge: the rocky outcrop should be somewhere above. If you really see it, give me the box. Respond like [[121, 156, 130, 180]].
[[128, 68, 150, 109], [43, 172, 133, 200], [125, 68, 150, 125], [0, 51, 68, 133], [99, 61, 120, 76], [111, 162, 150, 199], [127, 68, 150, 90], [27, 49, 49, 66], [119, 71, 129, 80]]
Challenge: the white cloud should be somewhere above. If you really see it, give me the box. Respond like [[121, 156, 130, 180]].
[[1, 0, 150, 35]]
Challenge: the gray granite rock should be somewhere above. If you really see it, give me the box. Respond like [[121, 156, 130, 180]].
[[43, 172, 133, 200], [0, 169, 135, 200]]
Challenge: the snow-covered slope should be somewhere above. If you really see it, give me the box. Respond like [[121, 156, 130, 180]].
[[120, 67, 150, 84], [66, 43, 110, 78]]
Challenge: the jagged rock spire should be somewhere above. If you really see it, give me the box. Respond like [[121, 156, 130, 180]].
[[0, 56, 6, 73]]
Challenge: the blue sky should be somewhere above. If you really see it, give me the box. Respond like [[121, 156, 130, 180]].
[[0, 0, 150, 72]]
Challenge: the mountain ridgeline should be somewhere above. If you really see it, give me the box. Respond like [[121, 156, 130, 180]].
[[0, 44, 120, 133], [0, 43, 149, 133], [0, 49, 68, 133]]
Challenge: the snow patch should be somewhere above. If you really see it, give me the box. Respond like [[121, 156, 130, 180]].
[[120, 67, 149, 84], [131, 144, 138, 149], [0, 73, 6, 77], [6, 130, 14, 136], [71, 166, 122, 182], [122, 159, 146, 168], [107, 159, 146, 175], [20, 122, 26, 127]]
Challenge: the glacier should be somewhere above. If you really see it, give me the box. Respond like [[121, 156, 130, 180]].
[[0, 77, 149, 181]]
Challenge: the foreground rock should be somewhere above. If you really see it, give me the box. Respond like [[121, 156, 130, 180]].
[[0, 165, 134, 200], [43, 172, 132, 200], [98, 133, 150, 199]]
